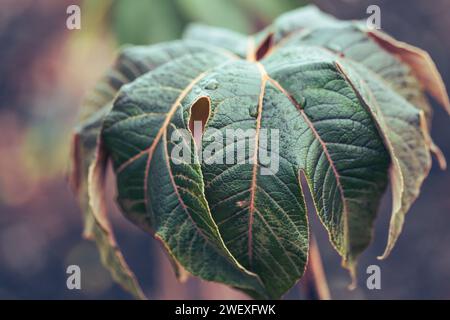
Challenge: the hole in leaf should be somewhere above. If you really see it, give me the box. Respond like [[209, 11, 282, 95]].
[[189, 96, 210, 147], [256, 33, 274, 61]]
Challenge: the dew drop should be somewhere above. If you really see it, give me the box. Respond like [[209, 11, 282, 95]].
[[298, 96, 306, 108], [328, 43, 342, 52], [204, 79, 219, 90], [193, 87, 201, 94], [249, 106, 258, 118]]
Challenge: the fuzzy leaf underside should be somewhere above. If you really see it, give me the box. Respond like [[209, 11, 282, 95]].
[[71, 5, 448, 299]]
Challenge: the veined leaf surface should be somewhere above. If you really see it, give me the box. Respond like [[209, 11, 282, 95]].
[[71, 5, 448, 299]]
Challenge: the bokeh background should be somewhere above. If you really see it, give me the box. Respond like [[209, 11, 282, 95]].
[[0, 0, 449, 299]]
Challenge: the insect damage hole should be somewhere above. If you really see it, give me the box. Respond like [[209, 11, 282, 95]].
[[189, 96, 211, 148], [255, 33, 274, 61]]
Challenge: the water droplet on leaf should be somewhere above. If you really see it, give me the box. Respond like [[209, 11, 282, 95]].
[[204, 79, 219, 90], [298, 96, 306, 108]]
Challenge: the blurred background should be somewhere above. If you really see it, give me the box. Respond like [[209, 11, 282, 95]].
[[0, 0, 449, 299]]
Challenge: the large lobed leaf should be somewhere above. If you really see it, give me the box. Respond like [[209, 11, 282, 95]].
[[71, 5, 448, 299]]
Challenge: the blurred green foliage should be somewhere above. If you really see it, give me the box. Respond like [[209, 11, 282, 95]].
[[109, 0, 306, 45]]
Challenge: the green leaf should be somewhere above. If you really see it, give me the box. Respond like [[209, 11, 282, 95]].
[[71, 105, 146, 300], [267, 5, 345, 43], [101, 44, 267, 298], [71, 5, 449, 299], [335, 61, 433, 259], [262, 17, 449, 258], [71, 41, 238, 299], [259, 47, 389, 281], [70, 46, 154, 299]]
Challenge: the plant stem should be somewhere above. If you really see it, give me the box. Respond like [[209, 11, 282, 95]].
[[301, 236, 331, 300]]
